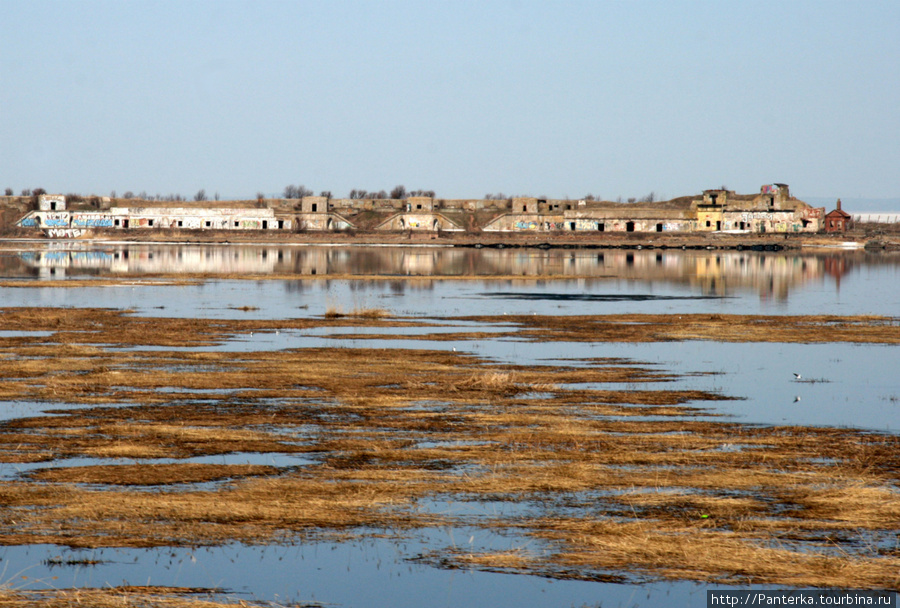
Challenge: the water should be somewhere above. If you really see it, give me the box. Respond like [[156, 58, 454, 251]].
[[0, 542, 713, 608], [1, 243, 899, 606], [2, 244, 899, 317]]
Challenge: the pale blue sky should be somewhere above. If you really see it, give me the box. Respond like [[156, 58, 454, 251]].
[[2, 0, 898, 202]]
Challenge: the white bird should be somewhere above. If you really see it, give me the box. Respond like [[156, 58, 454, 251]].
[[793, 373, 802, 380], [793, 396, 801, 403]]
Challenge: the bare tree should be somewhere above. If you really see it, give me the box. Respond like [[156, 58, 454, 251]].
[[194, 189, 207, 202], [319, 191, 332, 199], [256, 192, 265, 202], [283, 185, 297, 199], [123, 191, 135, 199], [297, 185, 313, 198], [390, 185, 407, 199], [4, 188, 12, 196]]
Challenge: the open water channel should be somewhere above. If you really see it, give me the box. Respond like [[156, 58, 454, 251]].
[[0, 242, 898, 607]]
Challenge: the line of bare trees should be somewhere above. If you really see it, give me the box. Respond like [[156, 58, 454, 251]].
[[4, 188, 47, 197], [349, 186, 436, 200], [4, 185, 660, 205]]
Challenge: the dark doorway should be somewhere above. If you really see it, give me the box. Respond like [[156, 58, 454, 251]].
[[597, 223, 604, 231], [262, 220, 268, 229], [626, 221, 635, 232], [569, 222, 576, 231], [656, 223, 663, 232]]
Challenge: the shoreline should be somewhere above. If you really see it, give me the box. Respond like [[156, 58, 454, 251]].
[[2, 228, 897, 250]]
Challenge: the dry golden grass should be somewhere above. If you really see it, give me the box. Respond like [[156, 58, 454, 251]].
[[455, 313, 900, 344], [0, 306, 898, 589], [324, 306, 390, 319]]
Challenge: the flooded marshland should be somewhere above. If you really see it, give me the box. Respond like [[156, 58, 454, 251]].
[[0, 243, 898, 607]]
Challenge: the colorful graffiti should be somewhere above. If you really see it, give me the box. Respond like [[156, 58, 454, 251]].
[[73, 216, 114, 228], [514, 221, 538, 230]]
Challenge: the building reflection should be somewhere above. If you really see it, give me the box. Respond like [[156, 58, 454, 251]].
[[12, 244, 880, 301]]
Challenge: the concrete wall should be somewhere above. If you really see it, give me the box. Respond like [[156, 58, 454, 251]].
[[299, 196, 329, 214], [293, 214, 352, 231], [483, 214, 565, 232], [406, 197, 434, 212], [512, 197, 539, 214], [375, 213, 463, 231], [38, 194, 66, 211]]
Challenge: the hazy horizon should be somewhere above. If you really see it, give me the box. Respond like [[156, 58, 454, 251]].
[[2, 1, 898, 202]]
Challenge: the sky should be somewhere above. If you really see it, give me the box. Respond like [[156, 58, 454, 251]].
[[2, 0, 899, 203]]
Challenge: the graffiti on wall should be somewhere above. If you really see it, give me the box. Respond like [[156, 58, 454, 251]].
[[514, 221, 539, 230], [19, 218, 38, 227], [72, 215, 114, 228], [761, 184, 780, 195], [45, 228, 86, 239], [42, 212, 70, 227]]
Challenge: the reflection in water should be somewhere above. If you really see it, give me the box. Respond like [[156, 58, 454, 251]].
[[8, 243, 896, 301]]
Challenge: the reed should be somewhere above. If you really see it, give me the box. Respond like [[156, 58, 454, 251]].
[[0, 306, 897, 588]]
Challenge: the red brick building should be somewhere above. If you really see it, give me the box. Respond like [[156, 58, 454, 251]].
[[824, 199, 852, 233]]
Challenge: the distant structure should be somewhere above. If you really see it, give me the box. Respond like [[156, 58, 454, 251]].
[[37, 194, 66, 211], [14, 183, 828, 238], [824, 199, 853, 233]]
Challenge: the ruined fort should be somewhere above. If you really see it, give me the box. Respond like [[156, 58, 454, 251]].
[[13, 184, 831, 240]]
